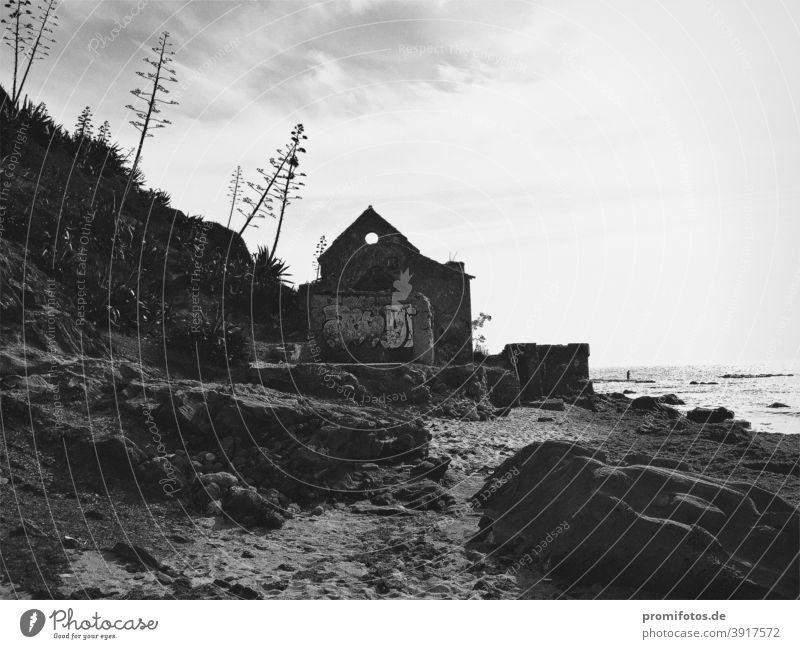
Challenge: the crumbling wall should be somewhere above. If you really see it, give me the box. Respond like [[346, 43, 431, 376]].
[[303, 290, 434, 364], [488, 342, 591, 400], [314, 246, 471, 364], [536, 343, 591, 395], [409, 256, 473, 364]]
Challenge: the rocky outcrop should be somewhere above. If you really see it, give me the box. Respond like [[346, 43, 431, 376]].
[[657, 393, 685, 405], [687, 406, 734, 424], [473, 441, 799, 598], [247, 361, 510, 418], [222, 486, 286, 529], [0, 351, 439, 509], [629, 395, 681, 419], [721, 373, 793, 379], [40, 371, 432, 505]]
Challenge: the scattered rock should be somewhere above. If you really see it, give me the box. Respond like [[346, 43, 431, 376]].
[[657, 393, 685, 405], [198, 472, 239, 490], [721, 373, 793, 379], [687, 407, 734, 424], [629, 396, 681, 419], [350, 503, 415, 516], [629, 395, 660, 411], [767, 402, 789, 409], [223, 486, 285, 529], [229, 583, 261, 599], [204, 483, 222, 501], [135, 456, 188, 497], [370, 492, 394, 506], [155, 572, 173, 585], [526, 398, 565, 411], [394, 479, 455, 512], [108, 543, 163, 572], [409, 455, 451, 482]]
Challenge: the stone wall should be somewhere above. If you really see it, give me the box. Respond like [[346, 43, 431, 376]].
[[302, 289, 434, 364], [316, 245, 472, 363], [487, 342, 591, 400]]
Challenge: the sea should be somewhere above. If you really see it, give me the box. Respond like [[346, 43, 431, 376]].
[[591, 365, 800, 435]]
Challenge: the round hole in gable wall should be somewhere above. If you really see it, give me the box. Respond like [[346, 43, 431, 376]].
[[364, 232, 379, 245]]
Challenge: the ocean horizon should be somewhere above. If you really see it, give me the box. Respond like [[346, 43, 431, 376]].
[[592, 363, 800, 435]]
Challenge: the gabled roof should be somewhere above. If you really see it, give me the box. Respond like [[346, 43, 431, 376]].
[[318, 205, 474, 279], [319, 206, 419, 262]]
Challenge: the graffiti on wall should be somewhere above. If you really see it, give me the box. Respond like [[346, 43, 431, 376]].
[[322, 302, 417, 351], [322, 304, 383, 349], [321, 267, 418, 351], [382, 304, 416, 349]]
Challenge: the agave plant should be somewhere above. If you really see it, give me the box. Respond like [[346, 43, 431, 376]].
[[251, 244, 290, 286]]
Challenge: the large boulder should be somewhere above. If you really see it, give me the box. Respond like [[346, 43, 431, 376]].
[[687, 406, 734, 424], [135, 455, 189, 497], [472, 441, 799, 598], [409, 455, 451, 482], [629, 395, 682, 419], [223, 486, 285, 529]]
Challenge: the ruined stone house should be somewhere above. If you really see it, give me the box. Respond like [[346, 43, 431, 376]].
[[486, 342, 591, 401], [299, 206, 473, 364]]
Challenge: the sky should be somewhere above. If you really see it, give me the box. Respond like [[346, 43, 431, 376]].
[[11, 0, 800, 368]]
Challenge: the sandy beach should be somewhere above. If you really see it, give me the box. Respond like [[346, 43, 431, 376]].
[[2, 363, 796, 600]]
